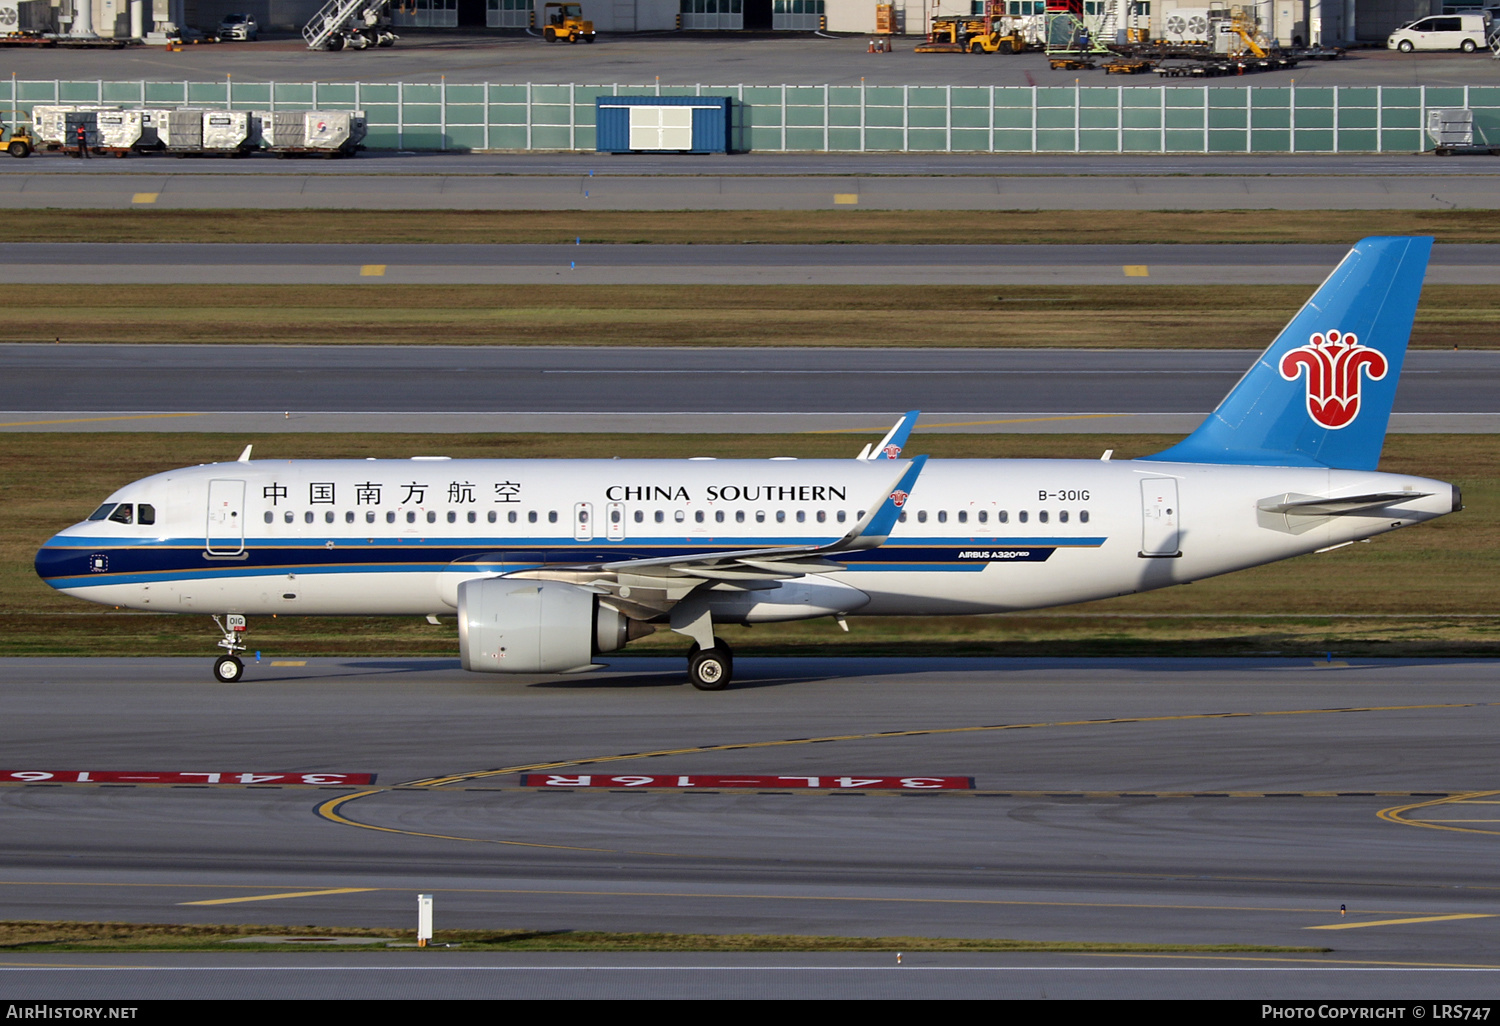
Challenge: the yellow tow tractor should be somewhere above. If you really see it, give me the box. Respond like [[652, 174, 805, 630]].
[[540, 2, 594, 43], [2, 120, 32, 158], [967, 18, 1028, 53]]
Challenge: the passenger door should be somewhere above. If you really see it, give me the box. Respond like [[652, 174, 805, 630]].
[[206, 479, 246, 556]]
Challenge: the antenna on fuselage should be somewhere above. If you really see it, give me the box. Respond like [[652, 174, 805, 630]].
[[237, 445, 253, 463]]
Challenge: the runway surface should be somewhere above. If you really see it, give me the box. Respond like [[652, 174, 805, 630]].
[[0, 347, 1493, 432], [8, 167, 1499, 210], [2, 655, 1498, 998], [5, 241, 1500, 286]]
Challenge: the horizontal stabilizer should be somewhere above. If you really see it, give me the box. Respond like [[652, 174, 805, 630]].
[[1257, 491, 1432, 516]]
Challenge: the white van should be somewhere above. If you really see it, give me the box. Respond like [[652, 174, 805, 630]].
[[1387, 12, 1489, 51]]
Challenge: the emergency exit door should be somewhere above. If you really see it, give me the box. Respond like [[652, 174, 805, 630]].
[[1139, 478, 1181, 557], [574, 502, 594, 542]]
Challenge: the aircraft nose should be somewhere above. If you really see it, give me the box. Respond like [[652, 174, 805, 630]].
[[34, 535, 77, 589]]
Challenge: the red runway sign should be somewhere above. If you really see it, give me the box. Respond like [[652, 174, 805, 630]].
[[520, 774, 973, 790], [0, 771, 376, 785]]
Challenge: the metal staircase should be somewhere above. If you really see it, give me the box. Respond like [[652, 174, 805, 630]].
[[302, 0, 394, 50]]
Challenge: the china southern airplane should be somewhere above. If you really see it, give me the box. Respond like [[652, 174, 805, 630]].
[[36, 236, 1458, 690]]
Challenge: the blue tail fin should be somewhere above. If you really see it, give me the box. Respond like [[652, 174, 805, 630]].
[[1144, 236, 1432, 471]]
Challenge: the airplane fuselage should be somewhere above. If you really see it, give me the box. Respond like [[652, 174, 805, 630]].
[[36, 457, 1458, 620]]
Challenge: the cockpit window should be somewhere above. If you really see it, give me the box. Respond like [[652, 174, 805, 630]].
[[87, 503, 117, 521], [137, 503, 156, 526], [107, 504, 134, 524]]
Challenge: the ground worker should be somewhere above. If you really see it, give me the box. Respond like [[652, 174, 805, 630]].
[[75, 121, 89, 158]]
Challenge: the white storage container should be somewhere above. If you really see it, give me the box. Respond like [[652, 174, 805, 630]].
[[304, 110, 361, 152], [30, 105, 75, 146], [202, 110, 249, 151], [94, 110, 143, 151]]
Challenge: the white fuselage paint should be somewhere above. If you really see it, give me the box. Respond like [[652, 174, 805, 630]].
[[40, 457, 1454, 621]]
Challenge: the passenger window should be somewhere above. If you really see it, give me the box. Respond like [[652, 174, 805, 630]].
[[345, 511, 355, 524], [756, 511, 766, 523], [446, 511, 456, 524], [264, 511, 274, 524], [917, 510, 928, 523], [634, 510, 644, 523], [837, 511, 846, 523], [284, 511, 294, 524], [736, 510, 745, 523], [138, 504, 156, 526], [108, 504, 134, 524], [367, 511, 376, 524], [899, 511, 908, 523], [548, 511, 558, 524], [714, 510, 724, 523], [611, 509, 621, 524], [675, 510, 686, 523], [796, 511, 805, 523], [528, 511, 538, 524], [305, 511, 314, 524], [509, 511, 518, 524], [937, 511, 947, 524], [1080, 510, 1090, 524], [998, 510, 1008, 523], [957, 510, 966, 524], [1039, 511, 1049, 524], [466, 511, 475, 524], [88, 503, 117, 521], [776, 510, 786, 523], [695, 511, 705, 524], [817, 511, 826, 523], [386, 511, 396, 524], [406, 511, 417, 524], [1019, 511, 1029, 523], [486, 510, 496, 523], [426, 511, 437, 524], [1059, 510, 1069, 523], [978, 510, 988, 523], [655, 510, 665, 523]]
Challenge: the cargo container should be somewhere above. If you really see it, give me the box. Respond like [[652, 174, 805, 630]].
[[93, 110, 143, 154], [137, 109, 174, 150], [159, 109, 205, 152], [202, 110, 250, 152], [30, 105, 76, 147]]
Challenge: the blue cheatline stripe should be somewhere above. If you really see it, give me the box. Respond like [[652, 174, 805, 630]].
[[38, 537, 1105, 588]]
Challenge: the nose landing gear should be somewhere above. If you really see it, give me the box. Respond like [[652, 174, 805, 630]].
[[211, 614, 248, 683]]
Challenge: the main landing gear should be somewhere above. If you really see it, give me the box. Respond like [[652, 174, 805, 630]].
[[687, 638, 733, 691], [211, 614, 248, 683]]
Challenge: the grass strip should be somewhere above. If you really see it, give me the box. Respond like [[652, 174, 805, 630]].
[[0, 920, 1327, 954], [22, 208, 1500, 245], [7, 432, 1495, 658], [2, 282, 1497, 348]]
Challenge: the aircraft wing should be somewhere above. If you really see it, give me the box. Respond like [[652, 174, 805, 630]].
[[505, 457, 928, 620]]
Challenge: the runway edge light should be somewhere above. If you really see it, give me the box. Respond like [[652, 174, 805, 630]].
[[418, 893, 433, 948]]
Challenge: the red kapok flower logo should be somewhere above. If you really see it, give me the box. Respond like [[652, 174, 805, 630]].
[[889, 490, 909, 507], [1278, 329, 1388, 430]]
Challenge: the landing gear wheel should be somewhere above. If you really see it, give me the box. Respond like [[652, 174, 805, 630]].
[[688, 644, 733, 691], [213, 655, 244, 683]]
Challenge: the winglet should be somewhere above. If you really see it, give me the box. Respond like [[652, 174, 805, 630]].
[[834, 455, 927, 551], [237, 444, 253, 463], [867, 410, 920, 460]]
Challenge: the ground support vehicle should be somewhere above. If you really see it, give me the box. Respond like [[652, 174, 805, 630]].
[[2, 122, 30, 157], [541, 3, 594, 42], [302, 0, 397, 50]]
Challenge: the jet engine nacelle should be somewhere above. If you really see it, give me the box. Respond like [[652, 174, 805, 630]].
[[457, 578, 647, 673]]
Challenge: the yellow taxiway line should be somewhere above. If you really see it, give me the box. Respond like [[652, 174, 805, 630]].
[[1308, 913, 1496, 931], [180, 887, 377, 906]]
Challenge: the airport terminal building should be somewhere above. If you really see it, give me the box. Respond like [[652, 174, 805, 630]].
[[25, 0, 1465, 48]]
